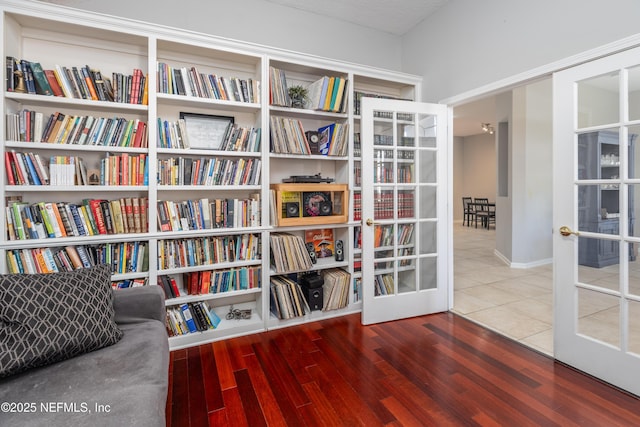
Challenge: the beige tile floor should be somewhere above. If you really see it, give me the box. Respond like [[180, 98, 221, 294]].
[[453, 222, 640, 357], [452, 222, 555, 355], [453, 222, 640, 359]]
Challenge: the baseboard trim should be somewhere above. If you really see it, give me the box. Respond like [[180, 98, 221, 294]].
[[494, 249, 552, 269]]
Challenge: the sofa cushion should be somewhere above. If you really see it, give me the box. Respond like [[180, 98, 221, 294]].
[[0, 264, 123, 378]]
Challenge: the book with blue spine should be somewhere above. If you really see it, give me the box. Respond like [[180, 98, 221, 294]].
[[180, 304, 197, 333]]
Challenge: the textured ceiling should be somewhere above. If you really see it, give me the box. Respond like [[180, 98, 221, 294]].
[[264, 0, 450, 36]]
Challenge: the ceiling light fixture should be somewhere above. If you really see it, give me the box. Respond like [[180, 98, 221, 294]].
[[482, 123, 494, 135]]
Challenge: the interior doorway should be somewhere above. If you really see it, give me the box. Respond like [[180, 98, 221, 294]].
[[450, 80, 555, 356]]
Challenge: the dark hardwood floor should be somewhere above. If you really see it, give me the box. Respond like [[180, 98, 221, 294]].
[[166, 312, 640, 426]]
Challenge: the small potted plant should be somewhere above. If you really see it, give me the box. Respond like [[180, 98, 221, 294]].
[[288, 85, 308, 109]]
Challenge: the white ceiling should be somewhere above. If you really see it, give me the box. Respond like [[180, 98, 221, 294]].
[[453, 97, 498, 137], [263, 0, 450, 36]]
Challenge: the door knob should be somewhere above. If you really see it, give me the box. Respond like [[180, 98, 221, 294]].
[[559, 226, 580, 237], [365, 218, 379, 226]]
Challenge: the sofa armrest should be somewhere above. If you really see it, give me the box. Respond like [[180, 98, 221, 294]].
[[113, 285, 166, 324]]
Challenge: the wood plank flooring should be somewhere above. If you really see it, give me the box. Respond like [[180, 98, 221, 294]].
[[166, 312, 640, 426]]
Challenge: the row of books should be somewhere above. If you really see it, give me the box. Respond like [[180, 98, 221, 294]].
[[112, 278, 147, 289], [6, 197, 148, 241], [269, 232, 314, 274], [157, 118, 261, 152], [165, 301, 221, 337], [374, 163, 415, 184], [179, 266, 261, 296], [157, 196, 260, 232], [320, 268, 351, 311], [374, 273, 395, 296], [397, 224, 415, 246], [353, 91, 412, 120], [102, 153, 149, 186], [6, 242, 149, 275], [269, 275, 309, 319], [356, 223, 415, 249], [157, 156, 260, 187], [269, 116, 311, 154], [5, 151, 148, 187], [353, 135, 415, 159], [157, 234, 261, 270], [6, 57, 147, 104], [157, 62, 260, 103], [49, 155, 90, 186], [111, 69, 147, 104], [353, 191, 362, 222], [353, 191, 415, 221], [5, 151, 49, 186], [5, 110, 148, 148], [305, 75, 349, 113], [353, 277, 361, 303]]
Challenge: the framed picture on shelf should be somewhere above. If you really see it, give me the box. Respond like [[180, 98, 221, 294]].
[[179, 112, 234, 150]]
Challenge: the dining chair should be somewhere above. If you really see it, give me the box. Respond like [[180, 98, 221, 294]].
[[473, 198, 489, 228], [476, 202, 495, 229], [462, 196, 474, 226]]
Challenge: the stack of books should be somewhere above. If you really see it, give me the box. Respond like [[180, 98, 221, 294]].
[[305, 76, 348, 113]]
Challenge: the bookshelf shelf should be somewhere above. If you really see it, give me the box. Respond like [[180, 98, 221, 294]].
[[5, 92, 149, 112], [156, 147, 260, 157], [156, 93, 261, 112], [268, 105, 348, 120], [165, 287, 262, 306], [157, 185, 261, 191], [269, 153, 349, 161], [5, 185, 148, 192], [6, 141, 149, 154], [158, 259, 262, 275], [1, 0, 421, 350]]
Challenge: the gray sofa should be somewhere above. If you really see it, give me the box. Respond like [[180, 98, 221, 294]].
[[0, 285, 169, 427]]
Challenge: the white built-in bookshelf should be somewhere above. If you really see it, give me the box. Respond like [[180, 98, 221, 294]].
[[0, 0, 421, 350]]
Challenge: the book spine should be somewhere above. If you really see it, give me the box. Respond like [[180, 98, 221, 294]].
[[180, 303, 197, 333], [29, 62, 53, 96], [88, 200, 108, 234]]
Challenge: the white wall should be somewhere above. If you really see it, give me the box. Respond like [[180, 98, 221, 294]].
[[453, 133, 496, 222], [453, 136, 464, 220], [36, 0, 402, 71], [505, 79, 553, 266], [402, 0, 640, 102], [495, 92, 513, 261]]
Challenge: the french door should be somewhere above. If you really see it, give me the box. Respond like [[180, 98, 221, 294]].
[[553, 46, 640, 395], [360, 97, 449, 324]]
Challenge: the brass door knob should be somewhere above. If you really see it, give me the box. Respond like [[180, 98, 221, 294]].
[[559, 226, 580, 237]]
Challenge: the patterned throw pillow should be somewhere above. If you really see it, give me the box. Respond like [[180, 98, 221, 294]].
[[0, 264, 123, 378]]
